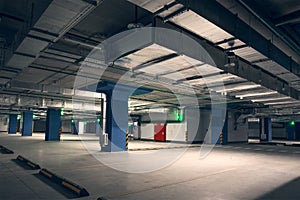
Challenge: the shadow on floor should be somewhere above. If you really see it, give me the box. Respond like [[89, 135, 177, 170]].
[[255, 177, 300, 200], [0, 147, 14, 154], [33, 173, 79, 199], [11, 159, 37, 170]]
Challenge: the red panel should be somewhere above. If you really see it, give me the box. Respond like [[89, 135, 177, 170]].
[[154, 123, 166, 141]]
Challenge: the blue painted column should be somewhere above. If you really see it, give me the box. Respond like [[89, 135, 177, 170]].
[[96, 81, 151, 152], [8, 114, 18, 134], [287, 122, 295, 140], [296, 122, 300, 141], [259, 117, 272, 142], [22, 112, 33, 136], [101, 90, 129, 152], [45, 108, 61, 141], [207, 107, 228, 145]]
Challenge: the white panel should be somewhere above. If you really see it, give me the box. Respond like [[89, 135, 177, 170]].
[[115, 44, 175, 69], [140, 124, 154, 140], [233, 47, 267, 62], [78, 122, 84, 134], [166, 122, 187, 141], [170, 10, 234, 43]]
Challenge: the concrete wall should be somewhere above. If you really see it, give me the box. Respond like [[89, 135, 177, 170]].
[[227, 111, 248, 143], [33, 120, 46, 132], [33, 119, 72, 133], [248, 121, 260, 138], [186, 109, 210, 142], [84, 121, 96, 134], [0, 116, 8, 132], [166, 122, 187, 142], [272, 122, 287, 139], [248, 121, 288, 139], [62, 120, 72, 133], [140, 124, 154, 140], [139, 109, 250, 143]]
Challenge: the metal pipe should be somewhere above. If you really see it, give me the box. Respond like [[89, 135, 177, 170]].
[[99, 93, 107, 148]]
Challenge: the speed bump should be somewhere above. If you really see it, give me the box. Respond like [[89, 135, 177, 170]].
[[39, 168, 89, 197], [0, 145, 14, 154], [16, 155, 41, 170]]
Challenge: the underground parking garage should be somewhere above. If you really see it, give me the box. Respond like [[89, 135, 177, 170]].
[[1, 0, 300, 199]]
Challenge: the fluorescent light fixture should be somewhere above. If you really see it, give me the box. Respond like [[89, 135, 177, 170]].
[[248, 118, 259, 122], [115, 44, 175, 69], [170, 10, 233, 43], [251, 96, 291, 102], [188, 73, 238, 86], [235, 91, 277, 98], [216, 84, 261, 93], [265, 101, 299, 105]]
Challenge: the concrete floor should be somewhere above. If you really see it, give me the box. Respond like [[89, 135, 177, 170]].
[[1, 133, 300, 200]]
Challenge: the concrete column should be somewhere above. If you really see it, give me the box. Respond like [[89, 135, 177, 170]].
[[97, 81, 151, 152], [45, 108, 61, 141], [8, 114, 18, 134], [206, 108, 228, 145], [101, 90, 128, 152], [259, 117, 272, 142], [96, 120, 101, 136], [137, 119, 141, 140], [71, 121, 78, 135], [22, 111, 33, 136], [218, 111, 228, 145]]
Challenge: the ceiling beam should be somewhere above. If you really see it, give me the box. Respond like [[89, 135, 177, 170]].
[[175, 0, 300, 76], [0, 12, 24, 22], [155, 19, 300, 100], [4, 0, 103, 86], [235, 0, 300, 55], [275, 10, 300, 27]]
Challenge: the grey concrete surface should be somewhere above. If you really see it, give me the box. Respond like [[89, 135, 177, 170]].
[[1, 132, 300, 200]]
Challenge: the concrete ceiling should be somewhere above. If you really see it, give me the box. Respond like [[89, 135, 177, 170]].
[[0, 0, 300, 121]]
